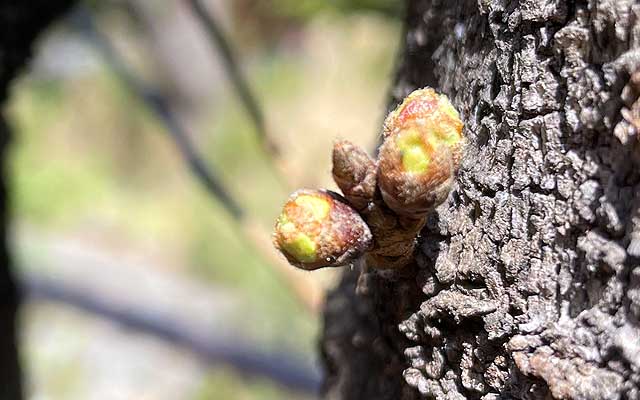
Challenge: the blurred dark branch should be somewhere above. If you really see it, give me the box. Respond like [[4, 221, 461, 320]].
[[70, 7, 323, 313], [0, 117, 21, 400], [187, 0, 279, 157], [1, 2, 80, 399], [22, 274, 322, 395], [70, 7, 243, 220]]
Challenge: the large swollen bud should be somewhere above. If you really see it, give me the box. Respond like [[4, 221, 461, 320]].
[[378, 88, 464, 217], [273, 189, 372, 270]]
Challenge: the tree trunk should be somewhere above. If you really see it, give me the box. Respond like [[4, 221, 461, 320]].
[[0, 2, 76, 398], [321, 1, 640, 399]]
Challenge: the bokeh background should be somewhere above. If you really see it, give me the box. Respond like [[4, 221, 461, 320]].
[[6, 0, 401, 398]]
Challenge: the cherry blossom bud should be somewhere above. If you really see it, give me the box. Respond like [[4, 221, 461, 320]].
[[273, 189, 372, 270], [378, 88, 464, 217]]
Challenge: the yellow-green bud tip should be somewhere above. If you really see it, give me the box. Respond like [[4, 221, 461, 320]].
[[396, 128, 431, 173], [281, 232, 317, 263]]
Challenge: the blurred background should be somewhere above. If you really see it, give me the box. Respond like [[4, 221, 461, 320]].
[[6, 0, 401, 398]]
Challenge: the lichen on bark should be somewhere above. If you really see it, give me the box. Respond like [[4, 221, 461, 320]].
[[321, 1, 640, 399]]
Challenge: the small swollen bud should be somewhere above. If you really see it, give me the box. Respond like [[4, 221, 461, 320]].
[[378, 88, 464, 217], [273, 189, 372, 270], [332, 140, 377, 211]]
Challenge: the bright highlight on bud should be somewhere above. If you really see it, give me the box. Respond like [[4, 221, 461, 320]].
[[273, 189, 372, 270], [378, 87, 464, 217]]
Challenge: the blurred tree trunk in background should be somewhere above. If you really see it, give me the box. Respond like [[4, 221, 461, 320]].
[[0, 2, 76, 399], [321, 1, 640, 399]]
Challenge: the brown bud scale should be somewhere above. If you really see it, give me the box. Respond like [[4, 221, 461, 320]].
[[332, 140, 377, 211]]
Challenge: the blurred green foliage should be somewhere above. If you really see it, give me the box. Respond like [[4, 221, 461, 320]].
[[8, 3, 399, 398], [11, 70, 316, 398], [10, 67, 315, 345], [193, 368, 308, 400], [268, 0, 402, 18]]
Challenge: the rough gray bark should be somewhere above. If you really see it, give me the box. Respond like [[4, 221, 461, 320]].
[[321, 1, 640, 399]]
